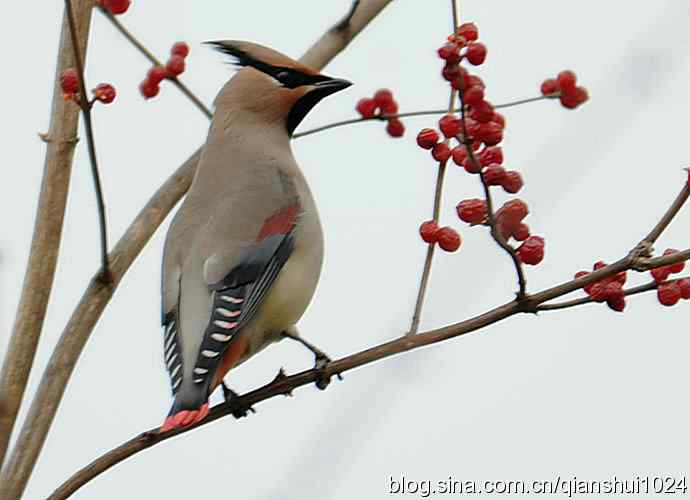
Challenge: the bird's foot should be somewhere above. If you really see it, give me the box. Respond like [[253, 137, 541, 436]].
[[314, 352, 343, 391], [222, 382, 256, 419]]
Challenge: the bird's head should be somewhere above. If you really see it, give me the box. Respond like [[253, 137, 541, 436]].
[[208, 40, 352, 136]]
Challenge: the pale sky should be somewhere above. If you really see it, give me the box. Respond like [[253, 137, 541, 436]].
[[1, 1, 689, 498]]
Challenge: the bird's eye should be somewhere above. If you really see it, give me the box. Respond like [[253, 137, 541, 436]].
[[276, 71, 290, 81]]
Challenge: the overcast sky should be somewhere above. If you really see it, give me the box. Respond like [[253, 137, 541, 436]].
[[1, 1, 689, 498]]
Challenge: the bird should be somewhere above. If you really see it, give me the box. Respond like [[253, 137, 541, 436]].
[[158, 41, 351, 432]]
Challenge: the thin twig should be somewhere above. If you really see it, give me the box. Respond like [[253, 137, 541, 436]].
[[643, 184, 690, 244], [459, 92, 527, 298], [65, 0, 111, 281], [407, 0, 460, 336], [97, 6, 212, 119], [537, 278, 666, 311], [293, 96, 549, 139]]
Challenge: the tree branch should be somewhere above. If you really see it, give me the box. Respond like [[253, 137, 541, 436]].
[[407, 0, 460, 336], [0, 1, 396, 498], [66, 0, 111, 280], [0, 0, 95, 474]]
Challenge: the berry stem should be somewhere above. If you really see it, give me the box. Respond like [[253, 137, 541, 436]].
[[642, 184, 690, 245], [458, 93, 527, 298], [407, 0, 461, 336], [293, 95, 548, 139], [65, 0, 111, 282], [537, 275, 690, 312], [97, 6, 212, 119]]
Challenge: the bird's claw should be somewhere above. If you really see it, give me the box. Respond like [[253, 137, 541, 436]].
[[222, 383, 256, 419], [314, 353, 342, 390]]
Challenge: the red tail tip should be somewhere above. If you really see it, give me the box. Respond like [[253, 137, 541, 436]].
[[159, 403, 209, 433]]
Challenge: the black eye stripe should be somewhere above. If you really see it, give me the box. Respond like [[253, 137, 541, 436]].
[[271, 67, 329, 89]]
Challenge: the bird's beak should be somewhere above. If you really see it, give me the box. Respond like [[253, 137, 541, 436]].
[[313, 77, 353, 93]]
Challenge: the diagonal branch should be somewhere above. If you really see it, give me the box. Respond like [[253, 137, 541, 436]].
[[0, 2, 397, 498], [0, 0, 95, 473]]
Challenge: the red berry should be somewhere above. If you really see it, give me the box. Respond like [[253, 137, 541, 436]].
[[464, 74, 485, 90], [439, 115, 461, 138], [416, 128, 439, 150], [171, 42, 190, 58], [513, 223, 530, 241], [677, 278, 690, 300], [465, 42, 487, 66], [559, 92, 580, 109], [139, 79, 160, 99], [658, 282, 681, 307], [147, 66, 168, 85], [462, 156, 482, 174], [373, 89, 394, 108], [572, 86, 589, 105], [517, 236, 545, 265], [437, 227, 462, 252], [651, 266, 671, 283], [593, 261, 607, 271], [477, 122, 503, 146], [431, 143, 452, 162], [456, 198, 487, 224], [588, 283, 608, 302], [470, 100, 495, 123], [479, 146, 503, 166], [607, 295, 626, 312], [60, 69, 79, 95], [438, 43, 461, 63], [483, 164, 506, 186], [380, 99, 399, 115], [456, 22, 479, 42], [498, 199, 528, 225], [557, 70, 577, 92], [101, 0, 130, 14], [93, 83, 116, 104], [451, 146, 468, 166], [463, 85, 484, 106], [615, 271, 627, 286], [386, 118, 405, 138], [663, 248, 685, 274], [501, 171, 523, 193], [166, 55, 186, 77], [463, 118, 481, 140], [493, 112, 506, 130], [356, 98, 378, 118], [419, 220, 439, 244], [541, 78, 559, 96], [443, 63, 462, 82]]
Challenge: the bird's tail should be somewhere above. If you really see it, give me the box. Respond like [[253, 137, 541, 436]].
[[160, 384, 210, 433]]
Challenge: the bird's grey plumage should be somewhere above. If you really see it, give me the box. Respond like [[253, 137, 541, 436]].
[[158, 42, 348, 427]]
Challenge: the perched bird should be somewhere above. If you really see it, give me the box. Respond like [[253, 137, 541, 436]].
[[159, 41, 351, 432]]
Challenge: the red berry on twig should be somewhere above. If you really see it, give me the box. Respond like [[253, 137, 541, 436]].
[[540, 78, 559, 96], [465, 42, 487, 66], [416, 128, 439, 150], [456, 22, 479, 42], [373, 89, 394, 109], [419, 220, 439, 243], [451, 146, 468, 166], [356, 98, 378, 118], [658, 282, 681, 306], [437, 227, 462, 252], [517, 236, 545, 265], [93, 83, 116, 104], [501, 171, 523, 193], [166, 55, 186, 77], [60, 69, 79, 95], [677, 278, 690, 300], [386, 118, 405, 137], [171, 42, 190, 58], [557, 70, 577, 91], [100, 0, 131, 14], [483, 164, 506, 186], [139, 79, 160, 99], [432, 143, 452, 162], [147, 66, 168, 85], [439, 115, 461, 138], [456, 199, 487, 224]]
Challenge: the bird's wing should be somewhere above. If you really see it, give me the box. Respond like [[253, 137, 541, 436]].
[[161, 163, 302, 398]]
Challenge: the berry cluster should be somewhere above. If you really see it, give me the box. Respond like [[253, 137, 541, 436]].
[[419, 221, 461, 252], [140, 42, 190, 99], [99, 0, 131, 15], [575, 262, 628, 311], [540, 70, 589, 109], [650, 249, 689, 307], [355, 89, 405, 138], [59, 69, 117, 105]]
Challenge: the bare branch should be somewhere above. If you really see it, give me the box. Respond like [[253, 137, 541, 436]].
[[407, 0, 460, 336], [293, 95, 549, 139], [643, 184, 689, 244], [0, 0, 95, 474], [1, 1, 397, 497]]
